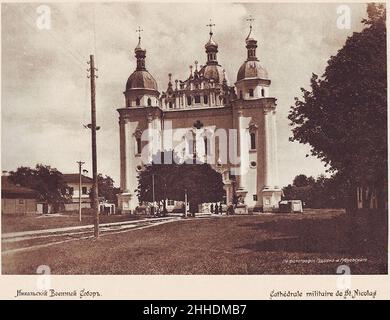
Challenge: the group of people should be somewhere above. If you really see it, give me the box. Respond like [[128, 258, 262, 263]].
[[210, 203, 223, 215], [210, 203, 235, 215]]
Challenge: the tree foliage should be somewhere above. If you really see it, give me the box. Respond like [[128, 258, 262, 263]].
[[283, 174, 347, 208], [288, 4, 387, 209], [136, 151, 225, 213], [293, 174, 315, 188], [8, 164, 72, 212], [96, 174, 121, 205]]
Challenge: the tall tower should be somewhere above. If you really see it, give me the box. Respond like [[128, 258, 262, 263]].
[[117, 28, 162, 213], [124, 28, 159, 108], [233, 19, 282, 211]]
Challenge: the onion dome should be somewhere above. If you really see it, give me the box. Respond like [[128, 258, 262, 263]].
[[126, 71, 158, 91], [126, 29, 158, 92], [199, 64, 226, 85], [205, 34, 218, 49], [237, 61, 268, 81], [236, 22, 268, 82], [199, 20, 228, 85], [205, 20, 218, 66]]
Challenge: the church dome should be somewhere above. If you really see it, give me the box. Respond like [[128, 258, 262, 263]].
[[126, 70, 158, 91], [205, 37, 218, 49], [125, 30, 158, 93], [236, 60, 268, 82], [200, 64, 226, 84]]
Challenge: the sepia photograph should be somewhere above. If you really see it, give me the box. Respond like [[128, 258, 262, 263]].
[[1, 1, 387, 278]]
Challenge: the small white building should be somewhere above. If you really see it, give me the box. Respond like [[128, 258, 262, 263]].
[[62, 173, 93, 211]]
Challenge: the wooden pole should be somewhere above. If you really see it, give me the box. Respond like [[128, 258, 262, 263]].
[[77, 161, 85, 222], [89, 54, 99, 238]]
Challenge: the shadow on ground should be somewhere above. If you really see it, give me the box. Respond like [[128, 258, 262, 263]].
[[238, 211, 387, 258]]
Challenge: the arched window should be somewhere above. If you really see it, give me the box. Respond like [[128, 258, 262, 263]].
[[136, 97, 140, 106], [249, 88, 254, 97], [194, 95, 201, 104], [239, 91, 243, 99], [136, 138, 142, 155], [250, 132, 256, 150], [168, 102, 173, 108], [187, 96, 192, 106], [204, 95, 208, 104], [261, 88, 265, 97], [147, 98, 152, 106]]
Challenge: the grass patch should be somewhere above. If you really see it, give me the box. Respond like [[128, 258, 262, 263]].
[[2, 209, 387, 274]]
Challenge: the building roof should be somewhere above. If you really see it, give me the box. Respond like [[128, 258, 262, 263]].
[[199, 64, 226, 85], [62, 174, 93, 184], [236, 60, 268, 82], [205, 35, 218, 49], [1, 176, 39, 199], [126, 70, 158, 92]]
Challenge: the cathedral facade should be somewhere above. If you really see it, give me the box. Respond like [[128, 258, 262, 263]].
[[117, 23, 282, 214]]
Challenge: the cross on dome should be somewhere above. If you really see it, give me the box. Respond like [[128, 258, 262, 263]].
[[205, 19, 218, 64], [136, 26, 143, 40], [206, 19, 215, 37], [246, 15, 255, 40], [135, 26, 144, 52]]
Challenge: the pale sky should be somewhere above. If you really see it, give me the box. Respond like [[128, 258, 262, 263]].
[[1, 2, 368, 187]]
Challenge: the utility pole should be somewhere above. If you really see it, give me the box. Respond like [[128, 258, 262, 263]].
[[88, 54, 99, 238], [76, 161, 85, 222]]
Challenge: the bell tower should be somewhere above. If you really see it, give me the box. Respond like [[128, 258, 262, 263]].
[[233, 17, 282, 212], [117, 27, 162, 214]]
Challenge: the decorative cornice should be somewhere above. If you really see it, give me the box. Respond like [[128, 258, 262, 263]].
[[117, 106, 163, 120], [123, 88, 160, 96], [232, 98, 277, 112], [235, 78, 271, 86], [163, 105, 233, 119]]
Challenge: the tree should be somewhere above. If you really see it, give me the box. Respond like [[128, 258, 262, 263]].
[[293, 174, 315, 188], [96, 174, 121, 205], [283, 173, 347, 209], [8, 164, 72, 212], [288, 4, 387, 211], [136, 151, 225, 214]]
